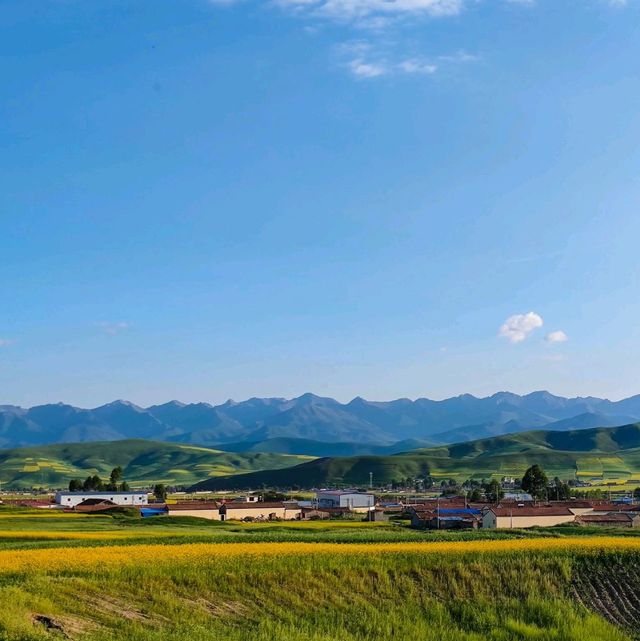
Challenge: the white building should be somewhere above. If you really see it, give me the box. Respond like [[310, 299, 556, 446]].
[[55, 491, 148, 508], [316, 491, 375, 510]]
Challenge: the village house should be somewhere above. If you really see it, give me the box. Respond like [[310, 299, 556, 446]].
[[482, 506, 575, 529], [166, 502, 221, 520], [576, 513, 640, 528], [410, 506, 481, 530], [299, 508, 331, 520], [219, 501, 301, 521], [71, 498, 119, 512]]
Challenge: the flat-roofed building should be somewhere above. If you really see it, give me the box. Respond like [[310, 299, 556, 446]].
[[316, 491, 375, 511], [55, 491, 148, 508]]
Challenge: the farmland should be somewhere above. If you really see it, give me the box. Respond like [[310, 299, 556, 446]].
[[0, 508, 639, 640]]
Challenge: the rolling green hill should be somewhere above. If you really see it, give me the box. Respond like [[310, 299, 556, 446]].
[[0, 440, 315, 489], [190, 423, 640, 490], [215, 437, 435, 457]]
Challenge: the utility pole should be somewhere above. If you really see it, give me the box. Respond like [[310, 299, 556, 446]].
[[369, 472, 373, 490]]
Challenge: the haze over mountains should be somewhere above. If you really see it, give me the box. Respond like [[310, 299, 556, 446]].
[[2, 391, 640, 451], [192, 423, 640, 491]]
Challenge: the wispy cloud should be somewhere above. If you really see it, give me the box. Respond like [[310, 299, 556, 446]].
[[499, 312, 544, 344], [545, 330, 568, 344], [0, 339, 12, 348], [274, 0, 466, 23], [207, 0, 630, 79], [98, 322, 130, 336], [339, 41, 476, 78]]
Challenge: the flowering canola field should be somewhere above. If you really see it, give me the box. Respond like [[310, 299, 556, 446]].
[[1, 536, 639, 574]]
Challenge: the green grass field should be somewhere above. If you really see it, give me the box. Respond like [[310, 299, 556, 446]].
[[0, 507, 639, 640]]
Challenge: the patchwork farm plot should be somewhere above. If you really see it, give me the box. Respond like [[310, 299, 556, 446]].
[[0, 507, 640, 640]]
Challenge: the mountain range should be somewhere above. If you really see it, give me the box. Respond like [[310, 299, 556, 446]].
[[2, 391, 640, 450], [191, 423, 640, 491]]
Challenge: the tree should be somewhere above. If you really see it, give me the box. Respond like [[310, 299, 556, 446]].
[[521, 465, 548, 500], [110, 466, 123, 485], [68, 479, 83, 492], [551, 477, 571, 501], [485, 479, 504, 503], [105, 466, 124, 491], [634, 487, 640, 500], [82, 474, 104, 491], [153, 483, 167, 502], [468, 488, 483, 502]]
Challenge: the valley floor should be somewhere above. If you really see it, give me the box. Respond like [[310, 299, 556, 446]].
[[0, 509, 639, 641]]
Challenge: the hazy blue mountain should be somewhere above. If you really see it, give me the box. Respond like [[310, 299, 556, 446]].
[[431, 419, 531, 444], [2, 391, 640, 449], [242, 393, 393, 444], [538, 412, 639, 432], [90, 401, 170, 440], [216, 397, 289, 425], [147, 401, 246, 442]]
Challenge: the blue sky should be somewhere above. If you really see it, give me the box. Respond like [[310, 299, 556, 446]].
[[2, 0, 640, 407]]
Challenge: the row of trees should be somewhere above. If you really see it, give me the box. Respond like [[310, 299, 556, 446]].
[[391, 465, 578, 502], [68, 466, 129, 493], [67, 469, 168, 503]]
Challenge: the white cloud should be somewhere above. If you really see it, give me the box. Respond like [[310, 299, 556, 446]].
[[437, 50, 479, 63], [275, 0, 465, 22], [340, 40, 471, 78], [499, 312, 544, 344], [346, 57, 439, 78], [545, 330, 568, 344], [98, 322, 130, 336], [0, 339, 11, 348], [398, 59, 438, 74], [208, 0, 628, 80], [348, 58, 388, 77]]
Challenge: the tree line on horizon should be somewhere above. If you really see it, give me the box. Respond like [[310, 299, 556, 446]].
[[68, 466, 129, 493]]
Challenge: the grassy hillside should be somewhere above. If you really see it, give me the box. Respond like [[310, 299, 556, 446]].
[[0, 440, 314, 489], [216, 437, 435, 457], [192, 423, 640, 490]]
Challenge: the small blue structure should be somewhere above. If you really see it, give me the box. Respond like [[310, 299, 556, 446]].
[[140, 506, 168, 518]]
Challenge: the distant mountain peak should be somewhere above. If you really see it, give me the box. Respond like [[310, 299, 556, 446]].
[[97, 399, 140, 409], [2, 391, 640, 451]]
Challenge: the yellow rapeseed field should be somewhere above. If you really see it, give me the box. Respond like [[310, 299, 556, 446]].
[[0, 537, 639, 574], [0, 512, 93, 519], [0, 530, 175, 540]]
